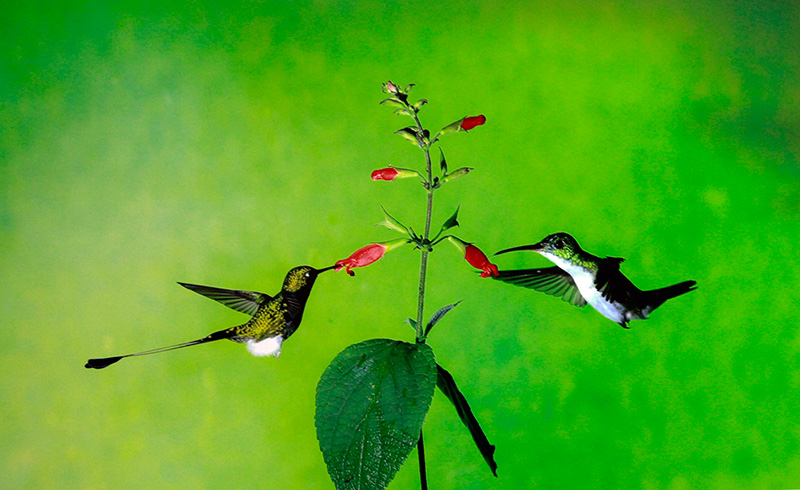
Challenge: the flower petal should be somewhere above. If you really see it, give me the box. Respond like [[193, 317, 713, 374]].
[[371, 168, 399, 181], [460, 115, 486, 131]]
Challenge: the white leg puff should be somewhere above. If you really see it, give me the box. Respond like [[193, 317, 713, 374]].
[[246, 335, 284, 358]]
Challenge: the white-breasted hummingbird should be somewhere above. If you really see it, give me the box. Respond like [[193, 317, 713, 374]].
[[493, 233, 696, 328]]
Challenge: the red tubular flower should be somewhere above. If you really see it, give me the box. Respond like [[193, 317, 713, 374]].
[[460, 115, 486, 131], [335, 239, 408, 276], [371, 168, 399, 181], [448, 237, 499, 278], [465, 244, 499, 278], [371, 167, 419, 181]]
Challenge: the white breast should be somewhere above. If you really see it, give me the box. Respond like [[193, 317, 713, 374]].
[[542, 252, 627, 324]]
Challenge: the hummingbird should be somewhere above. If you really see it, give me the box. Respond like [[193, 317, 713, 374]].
[[493, 233, 696, 328], [85, 265, 335, 369]]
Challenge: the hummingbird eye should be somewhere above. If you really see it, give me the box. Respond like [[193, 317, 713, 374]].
[[553, 239, 564, 250]]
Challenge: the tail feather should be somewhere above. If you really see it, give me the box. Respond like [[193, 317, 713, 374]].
[[644, 280, 697, 312], [85, 328, 235, 369]]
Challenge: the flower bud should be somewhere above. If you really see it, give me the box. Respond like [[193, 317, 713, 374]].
[[440, 167, 474, 184], [460, 115, 486, 131], [371, 167, 419, 181], [383, 81, 400, 95], [371, 168, 399, 181]]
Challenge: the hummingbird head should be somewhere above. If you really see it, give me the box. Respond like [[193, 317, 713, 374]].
[[282, 265, 336, 293], [495, 232, 582, 261], [532, 233, 582, 261]]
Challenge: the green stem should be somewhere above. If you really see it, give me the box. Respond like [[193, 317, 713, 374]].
[[415, 192, 433, 340], [411, 109, 434, 490], [414, 113, 434, 342]]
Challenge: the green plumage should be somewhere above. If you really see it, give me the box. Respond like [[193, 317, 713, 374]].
[[85, 265, 334, 369], [494, 233, 696, 328]]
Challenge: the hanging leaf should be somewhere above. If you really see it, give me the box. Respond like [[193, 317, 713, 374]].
[[436, 364, 498, 477], [316, 339, 437, 490], [425, 301, 461, 336], [439, 148, 448, 174]]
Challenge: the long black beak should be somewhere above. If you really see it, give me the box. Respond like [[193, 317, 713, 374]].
[[494, 243, 543, 256], [316, 265, 338, 273]]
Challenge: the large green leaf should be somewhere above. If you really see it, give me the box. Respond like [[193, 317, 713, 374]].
[[316, 339, 437, 490]]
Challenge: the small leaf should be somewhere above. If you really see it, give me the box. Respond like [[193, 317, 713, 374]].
[[439, 148, 448, 174], [436, 364, 498, 477], [316, 340, 437, 490], [380, 98, 404, 109], [425, 301, 461, 336], [406, 317, 418, 332], [434, 206, 460, 240], [413, 99, 428, 110], [394, 107, 412, 116], [404, 83, 416, 93], [442, 206, 460, 231], [378, 207, 411, 235], [395, 127, 419, 145]]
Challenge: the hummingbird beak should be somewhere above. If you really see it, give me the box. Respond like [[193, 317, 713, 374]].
[[494, 243, 543, 256], [316, 265, 338, 273]]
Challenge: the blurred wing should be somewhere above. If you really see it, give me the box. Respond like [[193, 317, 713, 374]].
[[493, 267, 587, 307], [178, 282, 272, 316]]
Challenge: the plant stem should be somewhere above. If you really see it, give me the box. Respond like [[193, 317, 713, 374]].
[[417, 430, 428, 490], [415, 191, 433, 339], [414, 114, 435, 342], [411, 111, 434, 490]]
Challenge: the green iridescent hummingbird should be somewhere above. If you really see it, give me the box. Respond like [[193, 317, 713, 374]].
[[493, 233, 697, 328], [85, 265, 335, 369]]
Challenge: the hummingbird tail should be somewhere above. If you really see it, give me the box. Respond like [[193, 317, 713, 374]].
[[85, 328, 235, 369], [643, 280, 697, 312]]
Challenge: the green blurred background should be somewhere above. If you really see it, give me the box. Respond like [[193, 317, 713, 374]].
[[2, 1, 799, 488]]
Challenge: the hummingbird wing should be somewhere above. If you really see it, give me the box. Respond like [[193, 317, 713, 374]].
[[178, 282, 272, 316], [594, 257, 638, 305], [282, 294, 305, 325], [493, 267, 587, 307]]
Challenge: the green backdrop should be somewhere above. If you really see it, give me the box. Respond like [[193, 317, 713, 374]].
[[2, 1, 799, 488]]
